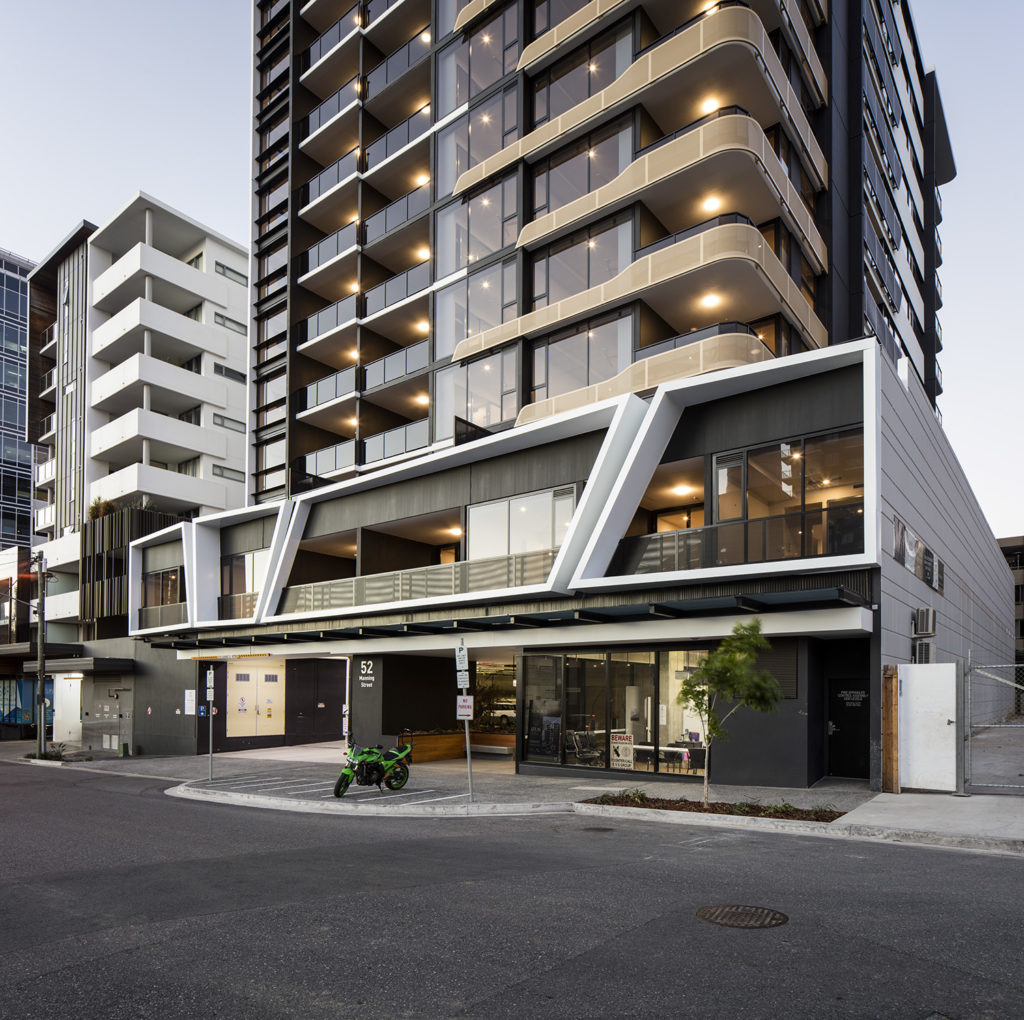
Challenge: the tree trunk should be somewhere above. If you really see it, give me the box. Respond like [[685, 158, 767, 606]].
[[703, 742, 711, 807]]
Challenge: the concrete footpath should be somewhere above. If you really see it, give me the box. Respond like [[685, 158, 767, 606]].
[[6, 739, 1023, 856]]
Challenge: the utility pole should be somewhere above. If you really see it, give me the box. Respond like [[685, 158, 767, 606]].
[[35, 550, 46, 757]]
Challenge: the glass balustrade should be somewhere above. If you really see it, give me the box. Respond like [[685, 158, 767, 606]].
[[365, 32, 430, 100], [305, 294, 359, 342], [305, 366, 359, 410], [138, 603, 188, 628], [636, 106, 749, 159], [305, 439, 357, 477], [307, 75, 361, 136], [364, 105, 431, 172], [365, 0, 405, 26], [363, 339, 430, 390], [218, 592, 259, 619], [635, 323, 757, 361], [364, 261, 430, 317], [302, 221, 359, 274], [306, 146, 361, 205], [362, 417, 430, 464], [305, 3, 361, 69], [278, 548, 558, 614], [364, 184, 430, 245]]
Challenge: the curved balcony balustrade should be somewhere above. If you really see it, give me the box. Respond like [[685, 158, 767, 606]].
[[455, 2, 826, 200]]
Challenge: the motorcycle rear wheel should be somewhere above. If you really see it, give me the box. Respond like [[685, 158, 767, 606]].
[[333, 772, 352, 798], [384, 763, 409, 790]]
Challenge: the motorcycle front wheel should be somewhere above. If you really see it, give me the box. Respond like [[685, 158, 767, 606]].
[[333, 772, 352, 798], [384, 763, 409, 790]]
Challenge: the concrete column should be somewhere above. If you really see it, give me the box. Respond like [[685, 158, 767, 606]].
[[144, 276, 153, 302], [143, 328, 152, 358], [142, 438, 150, 467], [144, 207, 153, 246], [142, 383, 151, 411]]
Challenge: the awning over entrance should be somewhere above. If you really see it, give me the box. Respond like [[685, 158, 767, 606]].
[[20, 658, 135, 674]]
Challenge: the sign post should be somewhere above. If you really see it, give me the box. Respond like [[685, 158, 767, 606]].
[[206, 667, 215, 780], [456, 641, 473, 801]]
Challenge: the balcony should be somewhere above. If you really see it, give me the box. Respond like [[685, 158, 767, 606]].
[[935, 186, 943, 223], [304, 365, 359, 412], [456, 2, 827, 199], [364, 260, 430, 318], [363, 339, 429, 390], [91, 463, 229, 515], [92, 243, 224, 315], [40, 321, 57, 357], [34, 456, 56, 489], [138, 602, 188, 629], [305, 439, 357, 478], [302, 3, 362, 98], [301, 74, 361, 164], [277, 548, 558, 615], [90, 408, 226, 468], [91, 297, 230, 364], [218, 592, 258, 620], [300, 146, 361, 232], [40, 414, 55, 441], [362, 417, 429, 464], [90, 353, 224, 417], [609, 505, 865, 576], [518, 325, 774, 426], [364, 103, 431, 185], [364, 184, 430, 246], [363, 31, 431, 124], [34, 504, 55, 532], [40, 368, 56, 397], [934, 274, 943, 308], [298, 220, 360, 300], [302, 293, 360, 351], [302, 221, 359, 277]]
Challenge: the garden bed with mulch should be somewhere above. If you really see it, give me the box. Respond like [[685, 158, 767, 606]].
[[585, 789, 844, 822]]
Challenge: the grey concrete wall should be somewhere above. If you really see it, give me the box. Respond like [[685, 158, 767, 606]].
[[878, 357, 1014, 706]]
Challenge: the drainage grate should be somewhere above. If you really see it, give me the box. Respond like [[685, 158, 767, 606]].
[[696, 905, 788, 929]]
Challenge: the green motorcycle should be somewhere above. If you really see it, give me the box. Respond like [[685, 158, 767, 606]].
[[334, 734, 412, 797]]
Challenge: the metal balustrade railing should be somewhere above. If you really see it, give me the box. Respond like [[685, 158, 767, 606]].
[[278, 548, 558, 614], [364, 32, 430, 100], [304, 293, 360, 343], [305, 146, 361, 205], [138, 602, 188, 629], [610, 505, 865, 575], [364, 184, 430, 245], [362, 417, 429, 464], [305, 3, 361, 69], [364, 260, 430, 317], [302, 221, 359, 274], [307, 75, 361, 136], [364, 104, 431, 172], [305, 366, 359, 410]]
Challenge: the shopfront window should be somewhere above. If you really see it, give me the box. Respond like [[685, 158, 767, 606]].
[[658, 649, 709, 776], [521, 654, 562, 762], [565, 653, 606, 767], [609, 651, 656, 772]]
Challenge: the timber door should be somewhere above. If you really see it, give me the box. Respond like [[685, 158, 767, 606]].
[[827, 678, 870, 778]]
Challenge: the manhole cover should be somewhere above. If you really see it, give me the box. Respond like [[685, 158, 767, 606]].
[[696, 905, 788, 929]]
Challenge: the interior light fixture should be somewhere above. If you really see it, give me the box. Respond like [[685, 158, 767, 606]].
[[702, 195, 722, 213], [448, 526, 463, 536], [672, 484, 692, 497], [700, 293, 721, 308], [701, 97, 720, 114], [822, 477, 831, 485], [792, 452, 802, 460]]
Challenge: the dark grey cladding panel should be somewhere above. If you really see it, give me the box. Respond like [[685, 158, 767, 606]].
[[142, 540, 185, 572], [665, 364, 863, 460], [221, 516, 276, 556], [305, 466, 472, 539], [304, 432, 605, 539], [756, 639, 798, 699], [467, 432, 605, 503]]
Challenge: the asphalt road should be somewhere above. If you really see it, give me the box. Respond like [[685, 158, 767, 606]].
[[2, 761, 1022, 1019]]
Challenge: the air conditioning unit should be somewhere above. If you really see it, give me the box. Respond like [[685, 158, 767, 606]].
[[913, 607, 936, 636], [913, 641, 935, 664]]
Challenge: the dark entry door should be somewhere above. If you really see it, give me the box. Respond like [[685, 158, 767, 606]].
[[827, 679, 870, 778], [314, 668, 346, 738]]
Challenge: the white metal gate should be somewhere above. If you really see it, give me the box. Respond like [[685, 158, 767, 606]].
[[965, 662, 1024, 792]]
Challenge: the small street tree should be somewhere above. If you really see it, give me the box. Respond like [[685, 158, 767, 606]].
[[675, 619, 781, 807]]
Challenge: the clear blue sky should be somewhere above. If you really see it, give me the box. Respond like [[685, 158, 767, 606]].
[[0, 0, 1020, 536]]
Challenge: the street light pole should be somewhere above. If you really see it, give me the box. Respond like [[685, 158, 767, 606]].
[[35, 550, 46, 757]]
